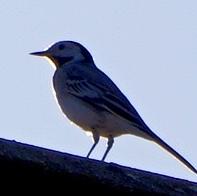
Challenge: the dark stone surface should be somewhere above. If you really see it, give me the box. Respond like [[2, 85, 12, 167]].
[[0, 138, 196, 195]]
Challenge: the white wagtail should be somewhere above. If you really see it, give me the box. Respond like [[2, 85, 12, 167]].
[[30, 41, 197, 174]]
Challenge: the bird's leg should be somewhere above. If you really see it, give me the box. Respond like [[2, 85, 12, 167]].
[[86, 131, 99, 158], [101, 135, 114, 161]]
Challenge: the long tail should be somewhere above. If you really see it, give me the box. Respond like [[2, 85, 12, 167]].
[[147, 131, 197, 174]]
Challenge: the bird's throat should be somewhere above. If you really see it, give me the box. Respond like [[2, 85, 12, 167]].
[[49, 56, 74, 68]]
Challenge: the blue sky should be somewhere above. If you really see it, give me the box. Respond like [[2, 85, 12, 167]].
[[0, 1, 197, 181]]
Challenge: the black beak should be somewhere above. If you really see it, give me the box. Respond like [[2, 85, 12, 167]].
[[30, 51, 48, 56]]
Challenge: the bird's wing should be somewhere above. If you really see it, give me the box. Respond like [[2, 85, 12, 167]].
[[65, 73, 150, 132]]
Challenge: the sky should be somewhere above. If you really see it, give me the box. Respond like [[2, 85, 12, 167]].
[[0, 0, 197, 181]]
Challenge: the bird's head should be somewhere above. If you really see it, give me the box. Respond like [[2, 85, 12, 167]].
[[30, 41, 94, 68]]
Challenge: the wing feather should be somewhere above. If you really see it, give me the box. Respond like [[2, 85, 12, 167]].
[[65, 77, 150, 132]]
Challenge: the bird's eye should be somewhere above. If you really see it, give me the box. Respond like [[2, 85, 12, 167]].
[[58, 44, 65, 50]]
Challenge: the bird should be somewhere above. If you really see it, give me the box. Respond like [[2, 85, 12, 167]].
[[30, 40, 197, 174]]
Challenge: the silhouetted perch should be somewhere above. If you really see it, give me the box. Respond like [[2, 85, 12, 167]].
[[0, 138, 196, 195]]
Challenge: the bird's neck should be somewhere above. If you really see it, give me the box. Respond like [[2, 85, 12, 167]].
[[50, 53, 95, 68]]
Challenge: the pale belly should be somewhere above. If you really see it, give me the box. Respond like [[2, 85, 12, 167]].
[[55, 93, 151, 140]]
